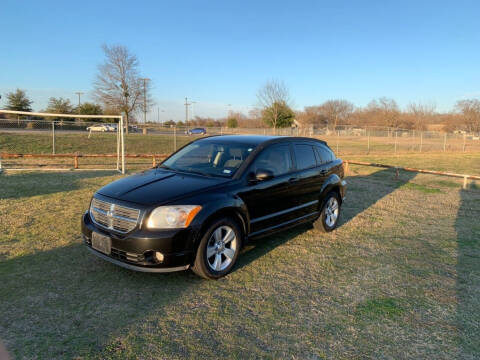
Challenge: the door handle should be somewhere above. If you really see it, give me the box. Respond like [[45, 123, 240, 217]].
[[319, 169, 328, 176], [288, 177, 299, 184]]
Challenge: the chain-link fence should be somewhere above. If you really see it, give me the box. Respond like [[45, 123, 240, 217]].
[[129, 123, 480, 156], [0, 118, 122, 170], [1, 118, 479, 171]]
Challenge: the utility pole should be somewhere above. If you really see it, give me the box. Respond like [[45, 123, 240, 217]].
[[191, 101, 197, 122], [185, 97, 191, 131], [75, 92, 84, 123], [140, 78, 150, 134], [75, 92, 84, 108]]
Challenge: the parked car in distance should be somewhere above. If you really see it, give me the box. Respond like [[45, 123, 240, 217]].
[[185, 127, 207, 135], [86, 124, 115, 132], [82, 135, 346, 279]]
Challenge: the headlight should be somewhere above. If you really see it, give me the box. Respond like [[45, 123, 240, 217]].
[[146, 205, 202, 229]]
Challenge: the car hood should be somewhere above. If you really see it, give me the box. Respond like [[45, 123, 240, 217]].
[[97, 168, 230, 206]]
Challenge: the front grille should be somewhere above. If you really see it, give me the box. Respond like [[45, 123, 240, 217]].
[[90, 198, 140, 233]]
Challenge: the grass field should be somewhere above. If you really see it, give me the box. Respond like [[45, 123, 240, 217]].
[[1, 163, 479, 359]]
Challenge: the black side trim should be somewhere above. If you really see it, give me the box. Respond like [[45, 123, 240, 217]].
[[250, 200, 318, 224], [249, 211, 319, 237]]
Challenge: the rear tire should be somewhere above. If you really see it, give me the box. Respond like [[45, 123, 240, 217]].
[[192, 217, 242, 279], [313, 191, 341, 232]]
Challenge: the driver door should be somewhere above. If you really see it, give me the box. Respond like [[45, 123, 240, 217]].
[[237, 143, 297, 236]]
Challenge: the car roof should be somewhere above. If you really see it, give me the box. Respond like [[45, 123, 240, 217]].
[[196, 135, 327, 147]]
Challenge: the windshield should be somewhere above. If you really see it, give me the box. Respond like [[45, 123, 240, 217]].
[[161, 141, 256, 177]]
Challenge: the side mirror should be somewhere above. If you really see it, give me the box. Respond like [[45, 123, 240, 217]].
[[255, 169, 274, 181]]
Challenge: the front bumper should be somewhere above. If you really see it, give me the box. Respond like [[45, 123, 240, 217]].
[[81, 211, 196, 272], [85, 246, 189, 273]]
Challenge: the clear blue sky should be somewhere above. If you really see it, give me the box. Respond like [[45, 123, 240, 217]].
[[1, 0, 479, 121]]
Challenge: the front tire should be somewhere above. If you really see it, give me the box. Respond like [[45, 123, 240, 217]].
[[192, 217, 242, 279], [314, 191, 341, 232]]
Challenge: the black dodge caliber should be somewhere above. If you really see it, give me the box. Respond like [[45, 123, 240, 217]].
[[82, 135, 346, 279]]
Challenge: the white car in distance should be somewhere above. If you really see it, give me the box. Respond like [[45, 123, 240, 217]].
[[86, 124, 116, 132]]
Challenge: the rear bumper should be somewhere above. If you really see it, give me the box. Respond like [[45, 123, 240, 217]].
[[340, 180, 347, 201], [81, 211, 195, 272]]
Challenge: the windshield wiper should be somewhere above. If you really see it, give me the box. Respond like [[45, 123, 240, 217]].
[[158, 164, 175, 171], [180, 168, 214, 177]]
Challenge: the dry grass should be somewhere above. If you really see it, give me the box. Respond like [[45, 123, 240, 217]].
[[0, 164, 479, 359]]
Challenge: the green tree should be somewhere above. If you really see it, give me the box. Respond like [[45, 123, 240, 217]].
[[76, 102, 103, 116], [5, 89, 33, 112], [257, 80, 291, 130], [226, 117, 238, 128], [46, 97, 73, 114], [45, 97, 73, 121], [262, 101, 295, 128]]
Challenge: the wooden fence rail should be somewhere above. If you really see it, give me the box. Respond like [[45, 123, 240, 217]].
[[1, 153, 479, 190], [0, 153, 169, 169], [344, 160, 480, 189]]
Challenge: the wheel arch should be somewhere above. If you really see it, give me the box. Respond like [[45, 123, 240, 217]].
[[319, 174, 344, 208], [194, 206, 248, 249]]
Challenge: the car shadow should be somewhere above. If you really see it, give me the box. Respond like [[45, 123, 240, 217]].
[[235, 168, 416, 273], [235, 223, 314, 272], [0, 242, 200, 358], [455, 185, 480, 357], [338, 167, 417, 226], [0, 171, 120, 200]]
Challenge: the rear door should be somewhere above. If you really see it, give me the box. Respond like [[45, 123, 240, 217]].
[[314, 143, 340, 179], [289, 143, 326, 218]]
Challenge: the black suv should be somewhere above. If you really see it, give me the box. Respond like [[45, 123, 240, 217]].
[[82, 135, 346, 279]]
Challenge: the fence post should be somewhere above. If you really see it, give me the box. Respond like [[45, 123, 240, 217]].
[[394, 131, 398, 154], [152, 156, 156, 167], [367, 131, 370, 153], [173, 126, 177, 151], [336, 130, 339, 154], [74, 155, 79, 169], [120, 115, 125, 174], [116, 121, 120, 171], [420, 131, 423, 152], [463, 176, 468, 189], [52, 122, 55, 155], [463, 133, 466, 152], [443, 133, 447, 152]]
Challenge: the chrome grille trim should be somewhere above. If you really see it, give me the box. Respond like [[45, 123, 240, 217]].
[[90, 198, 140, 233]]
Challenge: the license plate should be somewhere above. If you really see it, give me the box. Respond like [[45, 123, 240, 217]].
[[91, 231, 111, 255]]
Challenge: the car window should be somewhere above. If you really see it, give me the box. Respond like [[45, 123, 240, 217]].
[[314, 144, 335, 164], [250, 144, 293, 177], [293, 144, 316, 170], [162, 141, 255, 177]]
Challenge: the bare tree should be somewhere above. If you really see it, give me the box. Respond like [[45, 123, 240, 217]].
[[407, 101, 436, 130], [455, 99, 480, 133], [94, 44, 144, 133], [257, 80, 291, 130], [319, 100, 354, 130], [368, 97, 401, 128], [296, 106, 327, 128]]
